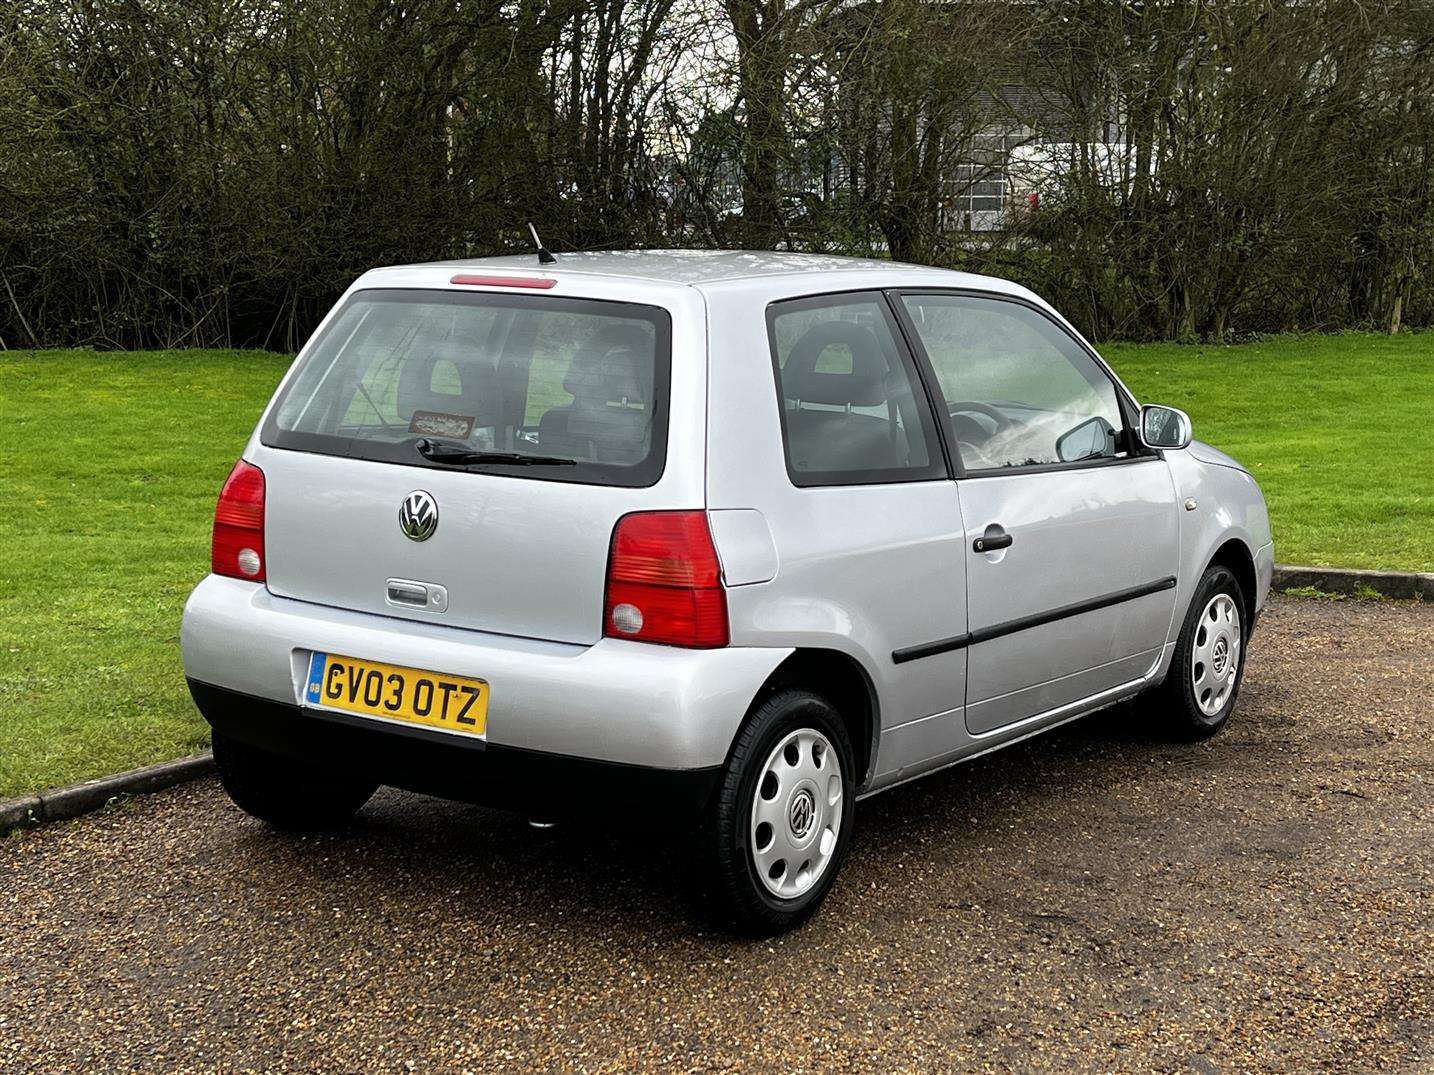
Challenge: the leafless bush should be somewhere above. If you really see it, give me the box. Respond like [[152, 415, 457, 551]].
[[1, 0, 1429, 348]]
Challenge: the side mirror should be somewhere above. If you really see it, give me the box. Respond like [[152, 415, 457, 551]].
[[1056, 415, 1117, 462], [1140, 404, 1192, 450]]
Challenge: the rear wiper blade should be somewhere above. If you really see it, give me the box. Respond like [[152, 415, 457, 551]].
[[414, 438, 576, 467]]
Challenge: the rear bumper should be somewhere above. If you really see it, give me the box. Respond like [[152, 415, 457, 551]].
[[180, 574, 791, 771], [189, 679, 720, 819]]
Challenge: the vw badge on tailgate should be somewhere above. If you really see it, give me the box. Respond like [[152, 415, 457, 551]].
[[399, 490, 438, 542]]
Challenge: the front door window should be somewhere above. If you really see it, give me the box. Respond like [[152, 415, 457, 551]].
[[898, 294, 1128, 472]]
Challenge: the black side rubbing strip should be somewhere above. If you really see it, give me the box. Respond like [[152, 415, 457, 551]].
[[890, 633, 971, 665], [891, 576, 1178, 665]]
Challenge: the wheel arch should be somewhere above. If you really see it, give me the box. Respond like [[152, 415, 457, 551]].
[[749, 648, 881, 789], [1205, 536, 1258, 624]]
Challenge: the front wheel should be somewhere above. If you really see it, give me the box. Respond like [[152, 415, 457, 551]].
[[1156, 565, 1248, 739], [703, 689, 855, 935]]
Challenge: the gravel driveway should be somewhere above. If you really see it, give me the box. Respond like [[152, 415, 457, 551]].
[[2, 595, 1430, 1073]]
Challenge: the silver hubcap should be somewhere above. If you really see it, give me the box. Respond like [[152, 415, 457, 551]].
[[750, 728, 843, 899], [1191, 593, 1241, 716]]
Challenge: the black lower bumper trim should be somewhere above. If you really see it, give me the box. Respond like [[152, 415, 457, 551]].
[[187, 679, 720, 822]]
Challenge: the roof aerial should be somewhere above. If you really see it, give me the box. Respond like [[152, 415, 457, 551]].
[[526, 222, 558, 266]]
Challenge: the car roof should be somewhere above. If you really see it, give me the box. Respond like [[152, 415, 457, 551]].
[[343, 248, 1116, 395], [384, 248, 1025, 294]]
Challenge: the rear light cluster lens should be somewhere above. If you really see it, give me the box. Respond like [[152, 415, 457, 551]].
[[604, 511, 729, 648], [212, 460, 266, 582]]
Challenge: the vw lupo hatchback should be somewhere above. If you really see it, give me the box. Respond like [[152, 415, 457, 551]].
[[183, 251, 1273, 933]]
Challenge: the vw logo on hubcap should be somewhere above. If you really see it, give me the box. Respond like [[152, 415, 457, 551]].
[[399, 490, 439, 542], [788, 789, 815, 839], [1212, 637, 1229, 674]]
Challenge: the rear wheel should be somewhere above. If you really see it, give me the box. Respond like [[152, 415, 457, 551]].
[[1156, 565, 1248, 739], [704, 689, 854, 935], [212, 731, 378, 830]]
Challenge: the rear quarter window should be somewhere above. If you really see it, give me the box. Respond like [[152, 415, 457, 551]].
[[766, 292, 945, 487], [262, 289, 671, 487]]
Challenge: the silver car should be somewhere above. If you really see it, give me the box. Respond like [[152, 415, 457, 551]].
[[182, 250, 1273, 933]]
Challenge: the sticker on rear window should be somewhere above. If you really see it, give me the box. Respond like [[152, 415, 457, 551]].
[[408, 410, 475, 439]]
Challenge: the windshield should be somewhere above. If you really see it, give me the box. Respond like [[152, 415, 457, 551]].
[[262, 288, 671, 487]]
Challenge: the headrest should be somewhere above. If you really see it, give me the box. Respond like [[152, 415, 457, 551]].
[[396, 345, 499, 419], [565, 324, 653, 404], [783, 321, 887, 407]]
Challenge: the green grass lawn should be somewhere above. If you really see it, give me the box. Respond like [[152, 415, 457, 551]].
[[1, 350, 294, 800], [1105, 333, 1433, 574], [1, 333, 1430, 801]]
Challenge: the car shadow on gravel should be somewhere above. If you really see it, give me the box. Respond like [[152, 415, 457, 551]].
[[210, 692, 1256, 945]]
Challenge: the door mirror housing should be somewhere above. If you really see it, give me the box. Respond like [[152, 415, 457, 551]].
[[1140, 404, 1192, 450]]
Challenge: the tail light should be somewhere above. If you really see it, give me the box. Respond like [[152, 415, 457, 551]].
[[212, 460, 266, 582], [604, 511, 728, 648]]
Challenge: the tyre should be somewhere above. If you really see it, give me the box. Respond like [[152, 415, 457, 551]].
[[704, 688, 855, 935], [212, 730, 378, 830], [1156, 565, 1248, 740]]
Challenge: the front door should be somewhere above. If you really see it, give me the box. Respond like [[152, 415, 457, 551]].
[[893, 291, 1180, 734]]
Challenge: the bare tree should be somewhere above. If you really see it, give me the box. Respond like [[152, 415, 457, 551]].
[[2, 0, 1430, 348]]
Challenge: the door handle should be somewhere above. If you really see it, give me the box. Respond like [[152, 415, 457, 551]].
[[973, 526, 1013, 553]]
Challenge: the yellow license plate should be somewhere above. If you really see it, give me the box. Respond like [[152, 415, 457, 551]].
[[303, 652, 488, 736]]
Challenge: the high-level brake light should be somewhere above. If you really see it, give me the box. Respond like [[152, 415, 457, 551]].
[[449, 274, 557, 289]]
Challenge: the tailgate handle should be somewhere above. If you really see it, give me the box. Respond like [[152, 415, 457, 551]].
[[387, 581, 428, 605], [386, 579, 447, 612]]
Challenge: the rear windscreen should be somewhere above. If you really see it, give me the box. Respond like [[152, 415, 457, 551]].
[[261, 289, 671, 487]]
